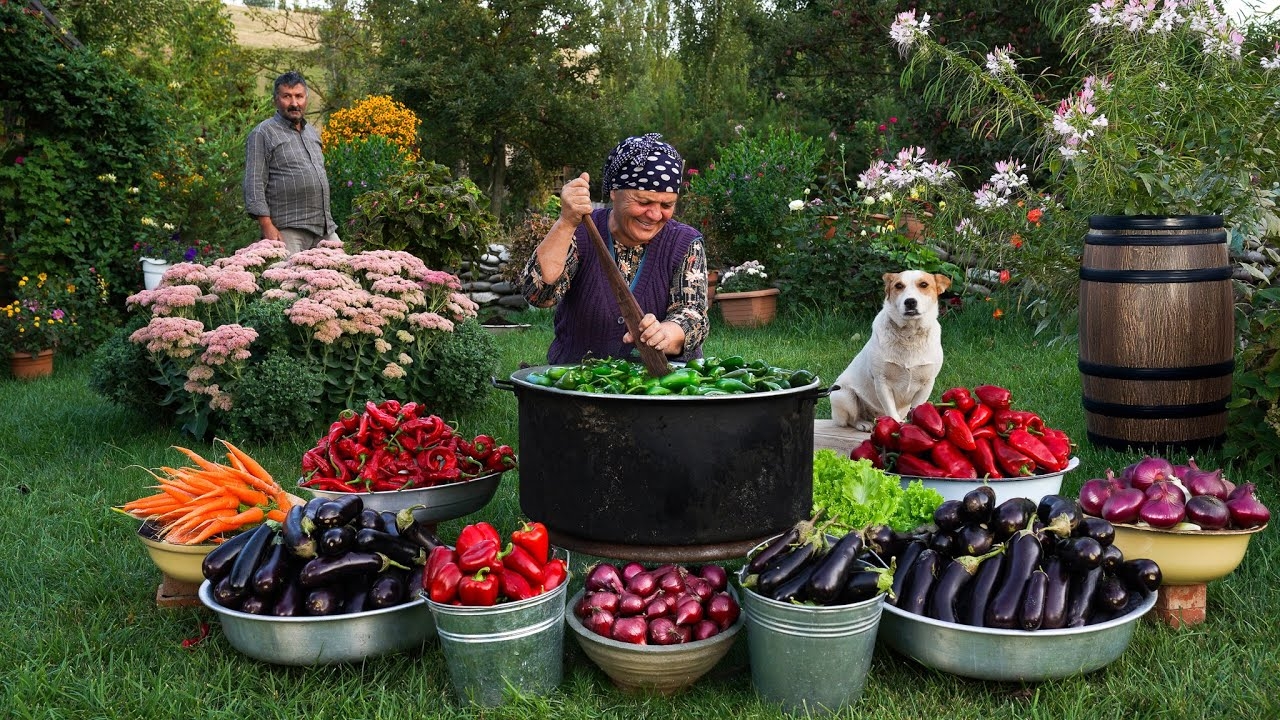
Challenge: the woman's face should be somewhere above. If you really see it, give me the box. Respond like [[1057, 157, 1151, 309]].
[[609, 189, 678, 246]]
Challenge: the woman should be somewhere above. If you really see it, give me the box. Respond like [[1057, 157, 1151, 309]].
[[520, 133, 708, 364]]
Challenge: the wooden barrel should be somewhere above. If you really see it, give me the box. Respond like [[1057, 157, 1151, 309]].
[[1078, 215, 1234, 451]]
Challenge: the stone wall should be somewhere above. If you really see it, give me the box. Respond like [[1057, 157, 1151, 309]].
[[459, 243, 530, 317]]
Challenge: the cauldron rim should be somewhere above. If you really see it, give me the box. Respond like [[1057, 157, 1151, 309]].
[[505, 364, 824, 400]]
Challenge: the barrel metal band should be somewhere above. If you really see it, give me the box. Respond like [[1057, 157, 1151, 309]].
[[1080, 397, 1230, 418], [1085, 430, 1226, 452], [1077, 359, 1235, 381], [1087, 215, 1223, 231], [1085, 230, 1227, 246], [1077, 267, 1233, 283]]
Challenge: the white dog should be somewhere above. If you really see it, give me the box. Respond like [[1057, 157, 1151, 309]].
[[830, 271, 951, 431]]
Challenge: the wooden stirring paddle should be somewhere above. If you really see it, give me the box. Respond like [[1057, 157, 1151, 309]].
[[581, 214, 671, 378]]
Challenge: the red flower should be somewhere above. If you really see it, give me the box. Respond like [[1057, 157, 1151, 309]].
[[992, 308, 1004, 319], [999, 269, 1011, 284], [687, 168, 699, 176], [1010, 233, 1024, 249], [1027, 207, 1044, 223], [878, 124, 887, 132], [14, 156, 24, 165], [889, 117, 898, 124]]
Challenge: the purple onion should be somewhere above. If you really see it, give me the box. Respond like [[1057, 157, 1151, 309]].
[[1180, 458, 1231, 499], [684, 575, 713, 602], [698, 564, 729, 592], [1101, 488, 1147, 524], [1184, 495, 1230, 530], [625, 571, 657, 597], [611, 616, 648, 644], [1127, 456, 1174, 491], [1138, 484, 1185, 528], [585, 563, 624, 594], [647, 617, 684, 645], [1079, 472, 1123, 516], [674, 596, 704, 626], [658, 570, 686, 595], [584, 608, 615, 637], [1225, 483, 1272, 528], [617, 592, 646, 617], [692, 619, 721, 641], [706, 592, 741, 629], [621, 561, 647, 581]]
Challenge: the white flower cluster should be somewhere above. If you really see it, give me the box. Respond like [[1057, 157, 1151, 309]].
[[889, 10, 931, 55], [1087, 0, 1244, 61], [858, 146, 956, 194], [719, 260, 769, 291], [985, 45, 1018, 78], [1047, 76, 1110, 159]]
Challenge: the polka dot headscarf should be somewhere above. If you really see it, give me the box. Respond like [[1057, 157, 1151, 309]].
[[601, 133, 684, 195]]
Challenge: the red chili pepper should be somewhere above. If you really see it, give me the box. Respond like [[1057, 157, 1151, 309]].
[[974, 385, 1013, 410], [378, 398, 402, 415], [871, 416, 901, 451], [942, 409, 977, 451], [424, 546, 457, 590], [180, 620, 211, 650], [495, 566, 538, 602], [970, 437, 1003, 479], [930, 439, 978, 478], [458, 567, 499, 606], [458, 538, 500, 574], [1006, 428, 1062, 472], [501, 543, 546, 585], [365, 400, 399, 430], [849, 438, 881, 466], [421, 446, 458, 479], [1039, 427, 1073, 467], [457, 522, 501, 556], [483, 446, 518, 473], [893, 452, 946, 478], [970, 425, 997, 441], [541, 558, 568, 592], [398, 401, 420, 420], [301, 448, 329, 476], [939, 387, 976, 412], [967, 403, 994, 429], [339, 409, 360, 432], [992, 437, 1035, 476], [511, 521, 550, 565], [326, 420, 348, 445], [429, 561, 463, 603], [299, 475, 363, 493], [909, 402, 946, 439], [896, 424, 938, 454], [469, 434, 496, 458]]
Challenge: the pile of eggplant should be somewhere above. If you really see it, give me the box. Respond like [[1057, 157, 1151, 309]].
[[889, 488, 1162, 630], [202, 495, 442, 616], [740, 516, 894, 606]]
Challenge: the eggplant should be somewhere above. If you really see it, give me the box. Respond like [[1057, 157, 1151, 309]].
[[399, 520, 444, 552], [757, 535, 824, 597], [299, 551, 403, 588], [770, 564, 818, 603], [301, 496, 327, 523], [1094, 574, 1129, 613], [991, 498, 1037, 541], [932, 500, 966, 532], [927, 530, 958, 556], [305, 586, 346, 615], [984, 530, 1043, 629], [227, 523, 276, 593], [356, 508, 386, 532], [1064, 566, 1103, 627], [840, 568, 893, 604], [1118, 558, 1163, 594], [898, 549, 942, 616], [1019, 569, 1048, 630], [861, 524, 899, 558], [805, 532, 864, 604], [346, 588, 369, 614], [211, 574, 246, 609], [1038, 496, 1082, 538], [379, 512, 402, 538], [889, 540, 927, 606], [927, 552, 993, 624], [1040, 556, 1070, 630], [314, 495, 363, 529], [960, 486, 996, 525], [355, 527, 428, 567], [272, 579, 305, 616], [1099, 543, 1124, 573], [957, 524, 995, 556], [748, 525, 803, 574], [318, 525, 356, 557], [251, 540, 291, 598], [201, 527, 257, 582], [368, 569, 408, 609], [962, 548, 1005, 627], [239, 594, 271, 615], [407, 565, 425, 595], [1074, 516, 1116, 547], [282, 503, 318, 560], [1058, 536, 1104, 572]]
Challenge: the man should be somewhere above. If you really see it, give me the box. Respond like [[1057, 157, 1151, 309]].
[[243, 71, 338, 254]]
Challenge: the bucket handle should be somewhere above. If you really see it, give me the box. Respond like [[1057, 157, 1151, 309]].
[[491, 376, 516, 393], [804, 383, 837, 400]]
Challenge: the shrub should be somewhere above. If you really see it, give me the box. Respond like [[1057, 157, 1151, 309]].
[[501, 212, 556, 284], [1227, 284, 1280, 471], [322, 95, 422, 160], [327, 135, 412, 232], [412, 319, 498, 417], [89, 320, 168, 415], [223, 349, 326, 441]]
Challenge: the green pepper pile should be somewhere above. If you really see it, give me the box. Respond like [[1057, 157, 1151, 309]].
[[524, 356, 818, 396]]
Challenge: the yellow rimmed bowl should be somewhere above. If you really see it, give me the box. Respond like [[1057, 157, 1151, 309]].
[[136, 522, 216, 584], [1108, 521, 1268, 585]]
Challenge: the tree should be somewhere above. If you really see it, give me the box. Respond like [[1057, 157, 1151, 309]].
[[369, 0, 607, 217]]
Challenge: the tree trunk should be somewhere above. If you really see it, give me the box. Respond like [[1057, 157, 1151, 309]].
[[488, 132, 508, 219]]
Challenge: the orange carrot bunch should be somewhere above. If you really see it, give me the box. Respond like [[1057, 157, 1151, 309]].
[[117, 439, 296, 545]]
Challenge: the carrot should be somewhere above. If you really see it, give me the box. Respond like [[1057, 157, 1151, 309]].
[[217, 439, 274, 484], [224, 451, 248, 473], [273, 489, 293, 511], [170, 445, 224, 473], [265, 508, 288, 523], [218, 464, 283, 496], [183, 506, 267, 543], [218, 483, 270, 508]]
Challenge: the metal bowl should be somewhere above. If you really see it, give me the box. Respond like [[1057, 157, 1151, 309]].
[[878, 590, 1156, 682], [565, 586, 744, 695], [896, 457, 1079, 505], [300, 471, 503, 524], [1109, 521, 1267, 585], [197, 581, 436, 665]]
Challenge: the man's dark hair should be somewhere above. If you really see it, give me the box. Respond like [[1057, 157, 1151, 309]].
[[273, 71, 307, 97]]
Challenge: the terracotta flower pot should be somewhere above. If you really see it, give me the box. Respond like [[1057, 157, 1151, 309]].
[[716, 287, 779, 328], [10, 348, 54, 379]]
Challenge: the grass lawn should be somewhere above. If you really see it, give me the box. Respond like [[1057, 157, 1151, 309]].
[[2, 301, 1278, 719]]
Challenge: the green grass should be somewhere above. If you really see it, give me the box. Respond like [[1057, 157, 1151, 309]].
[[2, 301, 1278, 719]]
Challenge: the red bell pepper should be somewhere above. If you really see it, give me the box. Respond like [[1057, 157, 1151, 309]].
[[511, 521, 550, 565], [967, 403, 994, 429], [429, 561, 463, 603], [424, 545, 457, 590], [909, 402, 946, 439], [458, 538, 500, 574], [1039, 427, 1073, 467], [971, 438, 1003, 479], [457, 522, 501, 555], [458, 567, 499, 606], [849, 438, 881, 466], [896, 424, 938, 454], [1006, 428, 1062, 472], [495, 566, 538, 602], [930, 440, 978, 478], [501, 543, 546, 586], [541, 558, 568, 592], [893, 452, 946, 478], [942, 409, 977, 451], [992, 437, 1035, 477], [970, 424, 997, 441], [974, 385, 1013, 410], [939, 387, 977, 412], [871, 416, 901, 452]]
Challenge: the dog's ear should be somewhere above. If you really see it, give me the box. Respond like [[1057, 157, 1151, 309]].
[[882, 272, 898, 297], [933, 274, 952, 294]]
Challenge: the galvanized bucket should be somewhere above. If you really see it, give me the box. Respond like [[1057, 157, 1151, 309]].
[[740, 573, 884, 714], [427, 581, 568, 706]]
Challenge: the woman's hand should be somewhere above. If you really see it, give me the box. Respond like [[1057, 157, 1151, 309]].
[[558, 172, 594, 226], [625, 314, 686, 356]]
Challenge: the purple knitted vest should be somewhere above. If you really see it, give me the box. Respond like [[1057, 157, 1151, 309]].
[[548, 208, 703, 364]]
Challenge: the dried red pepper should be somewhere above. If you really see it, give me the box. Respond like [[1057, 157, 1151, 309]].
[[942, 409, 977, 451]]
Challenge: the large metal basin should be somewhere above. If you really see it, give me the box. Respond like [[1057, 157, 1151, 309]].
[[495, 366, 828, 561]]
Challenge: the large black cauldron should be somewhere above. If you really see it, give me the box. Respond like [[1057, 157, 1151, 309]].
[[495, 367, 828, 561]]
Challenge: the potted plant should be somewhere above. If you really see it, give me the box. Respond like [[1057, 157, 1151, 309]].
[[716, 260, 779, 327], [2, 272, 74, 378], [134, 221, 219, 290]]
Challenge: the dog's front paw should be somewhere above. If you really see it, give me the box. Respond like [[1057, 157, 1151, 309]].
[[853, 420, 873, 432]]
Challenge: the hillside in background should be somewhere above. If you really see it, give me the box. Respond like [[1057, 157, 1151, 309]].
[[225, 4, 315, 50]]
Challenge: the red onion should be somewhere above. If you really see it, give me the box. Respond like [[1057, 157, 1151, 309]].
[[676, 624, 693, 643], [581, 591, 619, 615], [1127, 456, 1174, 491], [1139, 482, 1185, 528], [684, 575, 713, 602], [611, 616, 648, 644], [698, 564, 729, 592], [621, 561, 647, 581], [647, 617, 684, 645], [644, 595, 673, 618], [1101, 488, 1147, 524], [1078, 471, 1123, 516], [706, 592, 741, 629], [674, 596, 704, 626], [1225, 483, 1272, 528], [583, 608, 615, 637], [1184, 494, 1230, 530], [1180, 458, 1231, 499], [585, 563, 624, 594], [692, 619, 721, 641], [625, 571, 657, 597], [658, 570, 686, 595], [617, 592, 646, 617]]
